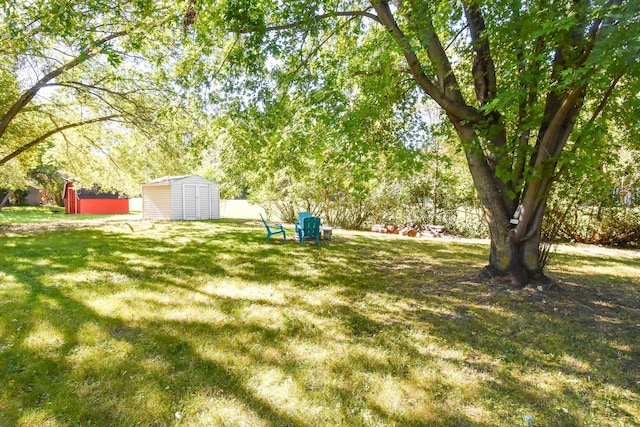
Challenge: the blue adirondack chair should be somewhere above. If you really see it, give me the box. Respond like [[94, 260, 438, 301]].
[[295, 211, 312, 234], [297, 216, 321, 246], [259, 213, 286, 241]]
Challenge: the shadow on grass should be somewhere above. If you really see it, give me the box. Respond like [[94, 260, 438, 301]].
[[0, 219, 638, 426]]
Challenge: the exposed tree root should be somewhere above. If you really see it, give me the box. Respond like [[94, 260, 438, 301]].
[[478, 264, 502, 280], [478, 264, 561, 291]]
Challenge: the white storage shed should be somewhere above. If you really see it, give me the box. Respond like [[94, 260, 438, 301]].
[[142, 175, 220, 220]]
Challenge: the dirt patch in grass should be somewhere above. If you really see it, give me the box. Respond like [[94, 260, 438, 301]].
[[0, 217, 142, 236]]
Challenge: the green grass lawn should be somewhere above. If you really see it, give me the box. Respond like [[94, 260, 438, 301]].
[[1, 208, 639, 426]]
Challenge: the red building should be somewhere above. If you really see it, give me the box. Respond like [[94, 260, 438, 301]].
[[63, 182, 129, 215]]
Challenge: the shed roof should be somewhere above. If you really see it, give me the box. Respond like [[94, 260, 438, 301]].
[[76, 188, 125, 199], [65, 183, 128, 199], [143, 174, 217, 186], [145, 175, 195, 185]]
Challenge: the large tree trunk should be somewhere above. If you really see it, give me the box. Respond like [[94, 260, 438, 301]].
[[477, 192, 548, 288], [486, 219, 546, 288], [454, 122, 550, 288], [0, 191, 13, 212]]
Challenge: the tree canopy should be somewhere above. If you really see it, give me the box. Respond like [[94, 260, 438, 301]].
[[177, 0, 640, 285]]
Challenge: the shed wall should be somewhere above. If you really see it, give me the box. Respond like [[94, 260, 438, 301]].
[[211, 183, 220, 219], [25, 187, 41, 206], [78, 199, 129, 214], [143, 185, 172, 220]]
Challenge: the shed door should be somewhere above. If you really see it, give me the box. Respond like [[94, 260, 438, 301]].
[[65, 186, 78, 214], [183, 183, 212, 220], [183, 184, 198, 220], [198, 184, 211, 219]]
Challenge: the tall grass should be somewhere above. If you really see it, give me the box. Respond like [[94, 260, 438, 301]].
[[0, 210, 639, 426]]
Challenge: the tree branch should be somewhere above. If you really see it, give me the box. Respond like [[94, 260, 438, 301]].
[[0, 115, 121, 167], [460, 2, 510, 206], [512, 36, 545, 190], [577, 0, 623, 66], [262, 10, 380, 31], [83, 135, 121, 169], [463, 2, 497, 107], [48, 80, 167, 102], [371, 0, 481, 122], [445, 25, 468, 51], [532, 87, 585, 171], [0, 31, 127, 141]]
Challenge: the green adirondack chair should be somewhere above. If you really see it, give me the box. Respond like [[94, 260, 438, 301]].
[[297, 216, 321, 246], [259, 213, 286, 241]]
